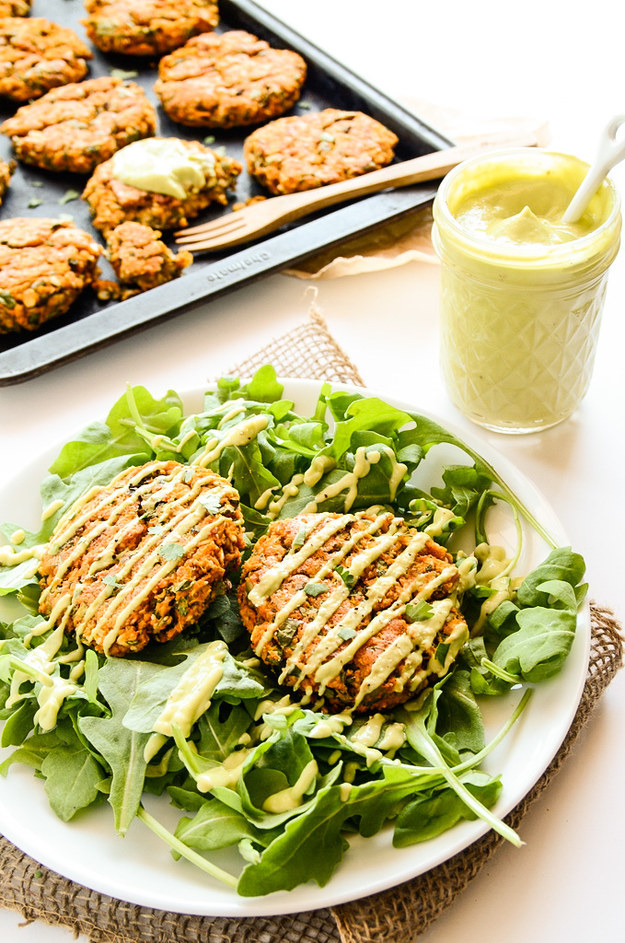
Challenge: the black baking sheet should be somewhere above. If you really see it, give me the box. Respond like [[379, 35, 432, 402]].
[[0, 0, 451, 384]]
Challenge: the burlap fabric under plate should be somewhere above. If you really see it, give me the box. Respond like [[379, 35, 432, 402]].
[[1, 312, 623, 943]]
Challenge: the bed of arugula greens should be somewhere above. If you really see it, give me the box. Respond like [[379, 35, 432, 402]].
[[0, 366, 588, 898]]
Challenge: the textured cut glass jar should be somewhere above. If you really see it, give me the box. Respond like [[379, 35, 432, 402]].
[[432, 149, 622, 433]]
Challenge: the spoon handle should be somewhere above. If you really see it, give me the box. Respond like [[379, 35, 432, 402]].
[[562, 115, 625, 224]]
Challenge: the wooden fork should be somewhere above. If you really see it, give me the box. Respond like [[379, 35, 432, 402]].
[[175, 132, 542, 253]]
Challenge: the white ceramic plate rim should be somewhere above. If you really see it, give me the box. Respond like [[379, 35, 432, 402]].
[[0, 378, 590, 917]]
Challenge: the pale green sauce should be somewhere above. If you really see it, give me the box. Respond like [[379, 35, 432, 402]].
[[152, 640, 227, 739], [435, 151, 620, 431], [454, 176, 596, 247], [262, 759, 318, 813], [196, 748, 251, 792], [6, 597, 83, 732], [111, 138, 216, 200]]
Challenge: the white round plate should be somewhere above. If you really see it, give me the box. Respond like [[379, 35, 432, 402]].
[[0, 379, 590, 916]]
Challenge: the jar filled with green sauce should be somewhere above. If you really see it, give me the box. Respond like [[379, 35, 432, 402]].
[[432, 148, 621, 433]]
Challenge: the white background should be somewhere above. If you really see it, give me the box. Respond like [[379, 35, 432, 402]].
[[1, 1, 624, 940]]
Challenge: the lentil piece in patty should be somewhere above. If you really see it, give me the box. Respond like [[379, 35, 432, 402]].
[[83, 0, 219, 57], [0, 1, 31, 15], [0, 217, 101, 333], [238, 510, 469, 713], [82, 137, 241, 235], [244, 108, 398, 195], [0, 76, 157, 174], [0, 156, 14, 205], [0, 17, 91, 102], [104, 221, 193, 298], [155, 29, 307, 129], [38, 460, 246, 657]]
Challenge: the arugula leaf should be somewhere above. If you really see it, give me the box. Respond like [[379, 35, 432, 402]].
[[175, 795, 271, 851], [48, 386, 182, 476], [79, 658, 161, 834], [40, 722, 104, 822], [486, 548, 587, 684], [393, 771, 502, 845], [237, 766, 422, 896]]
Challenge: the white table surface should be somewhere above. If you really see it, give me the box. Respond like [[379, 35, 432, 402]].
[[1, 1, 624, 941]]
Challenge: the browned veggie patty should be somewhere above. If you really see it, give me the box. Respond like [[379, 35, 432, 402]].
[[105, 221, 193, 297], [0, 17, 91, 102], [0, 1, 31, 15], [244, 108, 398, 195], [155, 29, 307, 129], [38, 460, 246, 657], [83, 0, 219, 57], [238, 510, 469, 713], [82, 137, 242, 235], [0, 156, 14, 204], [0, 217, 101, 333], [0, 76, 157, 174]]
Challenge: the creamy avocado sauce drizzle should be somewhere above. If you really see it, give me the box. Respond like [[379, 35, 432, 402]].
[[196, 748, 252, 792], [191, 415, 269, 469], [255, 455, 336, 516], [262, 759, 319, 813], [145, 639, 228, 762], [5, 594, 84, 731]]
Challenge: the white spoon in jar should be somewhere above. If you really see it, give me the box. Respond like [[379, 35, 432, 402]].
[[562, 115, 625, 224]]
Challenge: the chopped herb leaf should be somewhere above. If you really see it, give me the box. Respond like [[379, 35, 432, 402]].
[[0, 290, 16, 309], [435, 642, 450, 665], [27, 198, 43, 208], [405, 600, 435, 622], [203, 135, 216, 145], [304, 581, 330, 597], [148, 524, 167, 536], [198, 492, 223, 515], [102, 574, 122, 589], [334, 564, 355, 589], [59, 190, 80, 205], [337, 626, 357, 641], [158, 542, 186, 561], [293, 525, 307, 548]]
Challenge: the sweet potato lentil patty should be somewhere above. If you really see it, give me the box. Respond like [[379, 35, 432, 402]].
[[244, 108, 398, 195], [83, 0, 219, 57], [0, 17, 91, 102], [38, 460, 246, 656], [0, 76, 157, 174], [238, 510, 469, 713], [155, 29, 307, 129], [82, 137, 241, 235], [0, 1, 31, 15], [0, 156, 14, 205], [104, 221, 193, 298], [0, 217, 101, 333]]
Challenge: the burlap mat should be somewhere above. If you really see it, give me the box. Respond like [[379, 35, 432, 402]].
[[1, 312, 622, 943]]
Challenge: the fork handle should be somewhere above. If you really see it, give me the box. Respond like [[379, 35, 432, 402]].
[[269, 136, 539, 223]]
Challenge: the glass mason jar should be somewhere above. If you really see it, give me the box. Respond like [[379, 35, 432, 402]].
[[432, 149, 622, 433]]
